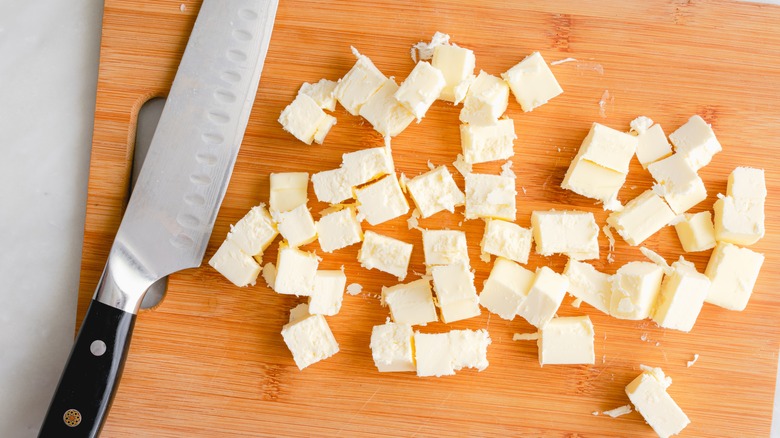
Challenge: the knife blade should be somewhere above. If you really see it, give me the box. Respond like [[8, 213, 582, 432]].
[[38, 1, 278, 436]]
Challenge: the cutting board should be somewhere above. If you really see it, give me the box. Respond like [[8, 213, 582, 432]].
[[79, 0, 780, 436]]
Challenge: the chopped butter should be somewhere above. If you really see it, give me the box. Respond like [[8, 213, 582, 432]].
[[406, 165, 465, 218], [226, 204, 277, 257], [278, 93, 337, 145], [625, 367, 690, 438], [354, 174, 410, 225], [652, 258, 710, 332], [479, 257, 535, 320], [432, 43, 476, 103], [422, 229, 469, 267], [480, 219, 532, 265], [636, 124, 673, 169], [606, 190, 676, 246], [274, 243, 319, 296], [298, 78, 338, 111], [563, 259, 611, 314], [382, 278, 438, 326], [272, 204, 317, 248], [460, 119, 517, 164], [517, 266, 569, 329], [464, 173, 517, 221], [208, 239, 261, 287], [609, 261, 664, 320], [358, 230, 413, 280], [316, 206, 362, 253], [358, 78, 415, 137], [281, 303, 339, 370], [669, 114, 721, 170], [501, 51, 563, 112], [308, 269, 347, 316], [431, 263, 481, 323], [704, 242, 764, 311], [370, 322, 415, 372], [334, 48, 387, 115], [394, 61, 446, 121], [269, 172, 308, 213], [537, 316, 595, 366], [674, 211, 716, 252], [531, 210, 599, 260], [647, 154, 707, 214], [459, 70, 509, 125]]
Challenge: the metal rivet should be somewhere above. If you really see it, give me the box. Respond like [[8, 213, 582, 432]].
[[63, 409, 81, 427], [90, 340, 106, 357]]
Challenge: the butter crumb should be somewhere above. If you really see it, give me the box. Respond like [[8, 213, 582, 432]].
[[686, 354, 700, 368], [639, 247, 673, 275], [427, 160, 436, 171], [551, 57, 577, 66], [453, 153, 472, 177], [410, 31, 450, 62], [512, 332, 540, 341], [407, 208, 421, 230], [262, 263, 277, 289], [598, 90, 611, 118], [571, 298, 583, 308], [602, 405, 633, 418], [346, 283, 363, 295], [500, 160, 515, 179]]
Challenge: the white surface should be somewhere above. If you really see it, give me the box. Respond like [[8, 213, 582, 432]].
[[1, 1, 779, 437], [0, 1, 103, 436]]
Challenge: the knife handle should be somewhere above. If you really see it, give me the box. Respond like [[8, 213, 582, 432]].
[[38, 299, 136, 437]]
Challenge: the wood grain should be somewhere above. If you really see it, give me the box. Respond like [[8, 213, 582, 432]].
[[80, 0, 780, 436]]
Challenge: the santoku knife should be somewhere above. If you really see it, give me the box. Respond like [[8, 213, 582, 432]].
[[38, 1, 278, 436]]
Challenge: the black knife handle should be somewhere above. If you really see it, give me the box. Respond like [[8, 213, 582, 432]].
[[38, 299, 136, 437]]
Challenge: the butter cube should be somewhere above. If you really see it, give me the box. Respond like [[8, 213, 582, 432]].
[[607, 190, 676, 246], [208, 239, 261, 287], [652, 259, 710, 332], [414, 329, 491, 377], [561, 158, 627, 204], [334, 48, 387, 115], [274, 243, 319, 296], [577, 122, 638, 174], [636, 124, 673, 169], [311, 168, 352, 205], [669, 114, 722, 170], [432, 44, 476, 103], [358, 78, 415, 137], [342, 145, 395, 187], [382, 278, 438, 326], [281, 304, 339, 370], [422, 229, 469, 267], [480, 219, 532, 265], [308, 270, 347, 316], [272, 204, 317, 248], [316, 206, 362, 253], [464, 173, 517, 221], [705, 242, 764, 311], [298, 78, 338, 111], [370, 322, 415, 372], [563, 259, 611, 314], [354, 174, 410, 225], [269, 172, 308, 213], [449, 329, 491, 372], [537, 316, 595, 366], [459, 71, 510, 125], [414, 332, 455, 377], [648, 154, 707, 214], [674, 211, 716, 252], [479, 258, 535, 320], [278, 93, 337, 145], [406, 166, 465, 218], [517, 266, 569, 329], [460, 119, 517, 164], [431, 263, 481, 323], [625, 368, 690, 438], [394, 61, 446, 121], [358, 230, 412, 280], [728, 166, 766, 200], [501, 52, 563, 112], [226, 204, 278, 257], [714, 196, 765, 246], [531, 210, 599, 260], [609, 261, 664, 320]]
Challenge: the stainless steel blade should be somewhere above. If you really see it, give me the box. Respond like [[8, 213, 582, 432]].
[[97, 0, 278, 313]]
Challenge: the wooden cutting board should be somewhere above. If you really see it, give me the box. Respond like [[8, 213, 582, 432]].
[[79, 0, 780, 436]]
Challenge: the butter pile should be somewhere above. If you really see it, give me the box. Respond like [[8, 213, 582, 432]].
[[208, 32, 767, 438]]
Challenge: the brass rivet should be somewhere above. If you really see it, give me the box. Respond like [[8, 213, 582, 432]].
[[63, 409, 81, 427]]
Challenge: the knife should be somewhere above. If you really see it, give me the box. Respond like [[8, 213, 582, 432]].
[[38, 1, 278, 436]]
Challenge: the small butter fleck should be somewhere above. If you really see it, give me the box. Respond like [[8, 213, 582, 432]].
[[346, 283, 363, 295]]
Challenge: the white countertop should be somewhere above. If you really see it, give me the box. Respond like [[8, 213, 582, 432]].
[[1, 1, 779, 437]]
